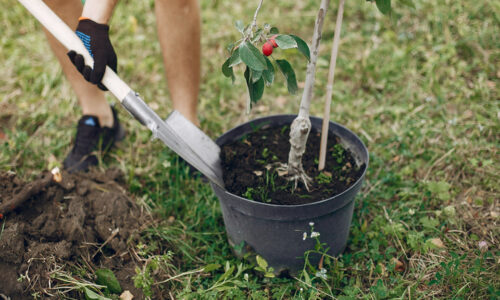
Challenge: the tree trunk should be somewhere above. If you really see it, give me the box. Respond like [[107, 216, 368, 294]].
[[287, 0, 330, 176]]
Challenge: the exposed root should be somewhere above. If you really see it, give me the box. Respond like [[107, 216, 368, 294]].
[[274, 163, 312, 192], [0, 172, 53, 219]]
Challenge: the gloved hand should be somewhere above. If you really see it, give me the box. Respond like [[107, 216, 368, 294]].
[[67, 18, 117, 91]]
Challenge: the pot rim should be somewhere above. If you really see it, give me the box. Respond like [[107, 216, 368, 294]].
[[212, 114, 369, 208]]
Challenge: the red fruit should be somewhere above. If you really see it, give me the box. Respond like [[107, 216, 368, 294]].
[[269, 34, 279, 48], [262, 42, 273, 56]]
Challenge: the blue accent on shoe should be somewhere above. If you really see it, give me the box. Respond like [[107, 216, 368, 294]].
[[84, 117, 96, 127], [76, 31, 93, 57]]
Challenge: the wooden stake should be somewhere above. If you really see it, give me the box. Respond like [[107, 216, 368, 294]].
[[318, 0, 346, 171]]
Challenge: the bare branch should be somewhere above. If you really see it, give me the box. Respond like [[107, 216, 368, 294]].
[[250, 0, 264, 33], [298, 0, 330, 118]]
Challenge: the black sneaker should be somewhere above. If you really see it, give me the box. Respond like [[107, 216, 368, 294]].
[[63, 106, 125, 173]]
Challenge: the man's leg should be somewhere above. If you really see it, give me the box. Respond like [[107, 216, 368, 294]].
[[43, 0, 114, 127], [155, 0, 200, 125]]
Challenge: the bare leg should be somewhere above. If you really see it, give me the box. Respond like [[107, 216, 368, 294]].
[[155, 0, 200, 125], [43, 0, 114, 127]]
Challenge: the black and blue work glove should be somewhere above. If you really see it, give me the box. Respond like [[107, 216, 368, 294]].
[[67, 18, 117, 91]]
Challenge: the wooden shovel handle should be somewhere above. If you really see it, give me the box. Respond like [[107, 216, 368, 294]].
[[17, 0, 131, 101]]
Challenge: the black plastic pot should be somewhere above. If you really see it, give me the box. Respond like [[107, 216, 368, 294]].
[[211, 115, 369, 274]]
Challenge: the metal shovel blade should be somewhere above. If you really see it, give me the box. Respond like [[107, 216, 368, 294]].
[[164, 111, 224, 188], [120, 92, 224, 188]]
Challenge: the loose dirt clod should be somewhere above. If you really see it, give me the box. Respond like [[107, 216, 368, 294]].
[[0, 169, 149, 299]]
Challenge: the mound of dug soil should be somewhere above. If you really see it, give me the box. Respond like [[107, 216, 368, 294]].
[[0, 169, 149, 299]]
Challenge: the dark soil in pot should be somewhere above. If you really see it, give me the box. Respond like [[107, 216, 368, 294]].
[[220, 125, 366, 205]]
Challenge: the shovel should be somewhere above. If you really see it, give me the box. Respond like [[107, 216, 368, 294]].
[[17, 0, 224, 188]]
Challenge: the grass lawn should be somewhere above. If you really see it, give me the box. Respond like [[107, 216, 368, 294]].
[[1, 0, 498, 298]]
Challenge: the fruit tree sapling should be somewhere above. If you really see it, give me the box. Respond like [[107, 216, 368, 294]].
[[283, 0, 330, 189], [221, 0, 329, 190], [222, 0, 394, 190]]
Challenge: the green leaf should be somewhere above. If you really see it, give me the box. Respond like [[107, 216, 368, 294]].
[[228, 47, 242, 67], [262, 57, 274, 85], [235, 20, 245, 33], [427, 181, 451, 201], [254, 266, 266, 272], [370, 279, 388, 298], [406, 231, 425, 249], [427, 181, 450, 194], [482, 159, 493, 167], [256, 255, 268, 269], [290, 34, 310, 61], [203, 263, 221, 272], [221, 57, 235, 83], [244, 67, 265, 104], [219, 265, 235, 282], [382, 223, 405, 238], [95, 269, 121, 294], [239, 41, 267, 71], [420, 216, 439, 229], [226, 42, 235, 53], [375, 0, 391, 15], [235, 263, 244, 277], [233, 280, 246, 288], [84, 288, 99, 300], [276, 59, 298, 94], [252, 69, 263, 83], [270, 27, 279, 34], [215, 286, 233, 292], [275, 35, 297, 49], [304, 270, 312, 285], [264, 272, 275, 278], [252, 29, 263, 43], [84, 287, 111, 300]]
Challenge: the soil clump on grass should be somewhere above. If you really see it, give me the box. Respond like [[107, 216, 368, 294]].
[[221, 125, 366, 205], [0, 168, 149, 299]]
